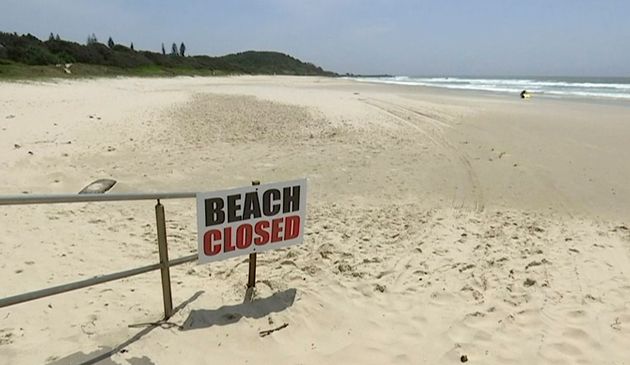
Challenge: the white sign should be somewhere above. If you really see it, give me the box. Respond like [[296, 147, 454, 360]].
[[196, 179, 307, 263]]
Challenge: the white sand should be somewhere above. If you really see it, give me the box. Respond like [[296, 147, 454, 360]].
[[1, 76, 629, 364]]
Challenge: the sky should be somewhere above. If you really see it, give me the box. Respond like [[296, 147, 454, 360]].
[[1, 0, 629, 76]]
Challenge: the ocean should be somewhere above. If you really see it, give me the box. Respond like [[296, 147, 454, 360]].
[[352, 76, 630, 100]]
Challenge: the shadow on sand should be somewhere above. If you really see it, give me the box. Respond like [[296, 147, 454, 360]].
[[180, 288, 296, 331], [47, 291, 205, 365]]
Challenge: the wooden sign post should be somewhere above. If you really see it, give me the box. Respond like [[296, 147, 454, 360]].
[[247, 180, 260, 296]]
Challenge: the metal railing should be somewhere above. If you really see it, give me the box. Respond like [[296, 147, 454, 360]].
[[0, 192, 198, 319]]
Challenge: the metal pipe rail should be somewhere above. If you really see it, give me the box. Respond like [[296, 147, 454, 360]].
[[0, 254, 197, 309], [0, 192, 199, 319], [0, 191, 196, 205]]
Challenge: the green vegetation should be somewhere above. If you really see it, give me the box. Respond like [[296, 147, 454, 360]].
[[0, 59, 233, 79], [221, 51, 331, 76], [0, 31, 336, 79]]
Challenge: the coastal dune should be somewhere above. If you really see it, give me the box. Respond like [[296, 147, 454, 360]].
[[1, 76, 629, 364]]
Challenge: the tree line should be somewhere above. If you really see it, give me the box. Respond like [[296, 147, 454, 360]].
[[0, 31, 336, 76], [78, 33, 187, 57]]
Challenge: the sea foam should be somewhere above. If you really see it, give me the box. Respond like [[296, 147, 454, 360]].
[[352, 76, 630, 100]]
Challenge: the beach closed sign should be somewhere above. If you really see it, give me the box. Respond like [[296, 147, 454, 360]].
[[196, 179, 307, 263]]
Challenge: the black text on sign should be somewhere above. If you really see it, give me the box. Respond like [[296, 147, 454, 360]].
[[196, 179, 307, 263]]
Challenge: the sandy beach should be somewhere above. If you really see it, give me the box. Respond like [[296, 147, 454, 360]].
[[1, 76, 629, 364]]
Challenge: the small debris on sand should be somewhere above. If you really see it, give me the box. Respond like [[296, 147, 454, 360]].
[[375, 284, 386, 293], [259, 323, 289, 337], [525, 260, 542, 270], [338, 263, 352, 273], [78, 179, 117, 194], [524, 278, 537, 287]]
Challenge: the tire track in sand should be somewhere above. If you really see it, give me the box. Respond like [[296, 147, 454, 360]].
[[361, 98, 484, 212]]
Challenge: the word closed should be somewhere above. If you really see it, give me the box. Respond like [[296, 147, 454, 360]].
[[196, 179, 307, 263]]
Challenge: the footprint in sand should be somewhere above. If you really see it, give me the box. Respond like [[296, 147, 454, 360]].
[[80, 314, 98, 336]]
